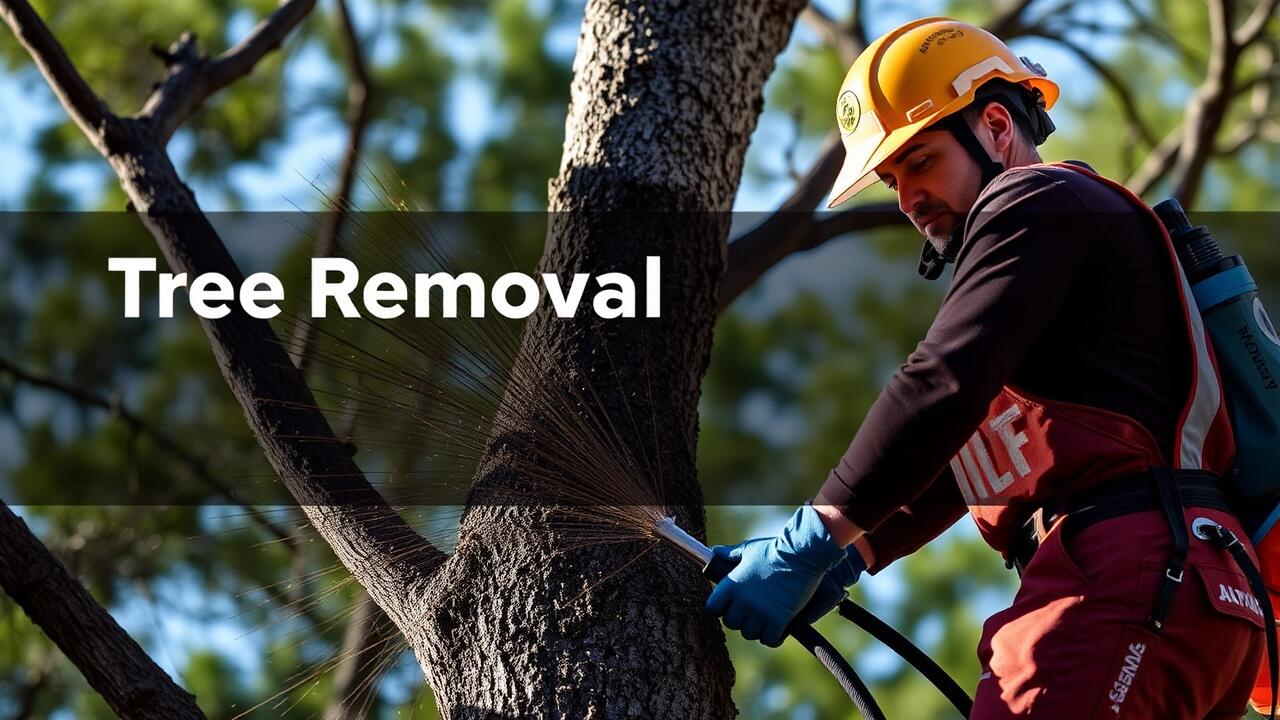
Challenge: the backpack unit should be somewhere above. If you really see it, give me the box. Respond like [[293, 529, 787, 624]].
[[1155, 199, 1280, 714]]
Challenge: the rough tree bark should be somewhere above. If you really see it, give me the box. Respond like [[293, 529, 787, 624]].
[[412, 1, 804, 717]]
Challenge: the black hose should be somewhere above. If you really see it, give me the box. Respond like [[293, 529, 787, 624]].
[[788, 623, 887, 720], [838, 598, 974, 717], [693, 535, 972, 718], [702, 553, 886, 719]]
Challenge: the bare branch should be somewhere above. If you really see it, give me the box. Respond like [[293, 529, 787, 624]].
[[1116, 0, 1202, 70], [988, 0, 1041, 38], [719, 134, 843, 313], [139, 0, 317, 144], [720, 136, 906, 311], [1235, 0, 1280, 48], [0, 356, 297, 549], [806, 201, 904, 250], [0, 503, 207, 719], [849, 0, 867, 48], [323, 591, 395, 720], [1034, 28, 1157, 147], [209, 0, 317, 88], [0, 0, 114, 148], [799, 5, 862, 64], [1168, 0, 1244, 205], [1125, 123, 1183, 197], [290, 0, 373, 372], [1218, 42, 1277, 154]]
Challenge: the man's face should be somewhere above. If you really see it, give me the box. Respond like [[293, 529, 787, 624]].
[[873, 129, 983, 252]]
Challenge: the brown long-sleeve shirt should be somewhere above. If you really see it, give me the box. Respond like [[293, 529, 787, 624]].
[[816, 161, 1192, 572]]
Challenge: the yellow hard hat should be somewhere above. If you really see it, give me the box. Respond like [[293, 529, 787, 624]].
[[827, 17, 1059, 208]]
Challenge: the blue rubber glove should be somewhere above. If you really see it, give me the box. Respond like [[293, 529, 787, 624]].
[[704, 505, 849, 647], [798, 544, 867, 625]]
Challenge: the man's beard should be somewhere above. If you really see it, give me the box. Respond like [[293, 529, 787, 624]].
[[910, 206, 958, 251], [925, 224, 955, 253]]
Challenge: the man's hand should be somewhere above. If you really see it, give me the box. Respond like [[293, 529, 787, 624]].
[[704, 505, 854, 648]]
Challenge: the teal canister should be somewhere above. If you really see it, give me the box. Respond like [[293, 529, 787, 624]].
[[1154, 199, 1280, 512]]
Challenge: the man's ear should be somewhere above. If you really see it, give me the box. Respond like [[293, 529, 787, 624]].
[[981, 102, 1015, 156]]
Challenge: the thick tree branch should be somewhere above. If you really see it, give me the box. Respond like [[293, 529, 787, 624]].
[[139, 0, 317, 144], [719, 136, 905, 310], [0, 0, 113, 148], [0, 503, 206, 719], [2, 0, 441, 639]]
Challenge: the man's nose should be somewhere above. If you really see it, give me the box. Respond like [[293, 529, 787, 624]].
[[899, 183, 923, 217]]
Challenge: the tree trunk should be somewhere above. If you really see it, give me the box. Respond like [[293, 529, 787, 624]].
[[411, 1, 805, 717]]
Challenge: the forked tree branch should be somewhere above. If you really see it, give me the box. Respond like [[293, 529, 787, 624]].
[[139, 0, 317, 144], [1218, 41, 1277, 154], [0, 0, 441, 693]]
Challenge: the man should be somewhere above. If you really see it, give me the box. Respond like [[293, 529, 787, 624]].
[[706, 17, 1267, 719]]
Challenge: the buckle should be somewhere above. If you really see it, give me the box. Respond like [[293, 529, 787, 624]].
[[1166, 567, 1184, 583], [1191, 517, 1220, 540]]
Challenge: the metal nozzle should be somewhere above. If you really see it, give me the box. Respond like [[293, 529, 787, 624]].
[[653, 516, 713, 565]]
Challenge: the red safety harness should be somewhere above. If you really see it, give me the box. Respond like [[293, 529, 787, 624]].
[[946, 161, 1276, 717], [949, 161, 1234, 554]]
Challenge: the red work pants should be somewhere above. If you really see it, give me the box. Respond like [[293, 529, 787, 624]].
[[971, 507, 1266, 719]]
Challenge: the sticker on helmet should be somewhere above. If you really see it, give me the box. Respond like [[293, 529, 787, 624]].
[[918, 27, 964, 55], [837, 91, 861, 134]]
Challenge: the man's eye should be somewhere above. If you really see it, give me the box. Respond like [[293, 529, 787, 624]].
[[910, 156, 931, 172]]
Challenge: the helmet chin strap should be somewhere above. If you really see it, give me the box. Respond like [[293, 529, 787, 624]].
[[917, 115, 1005, 281]]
